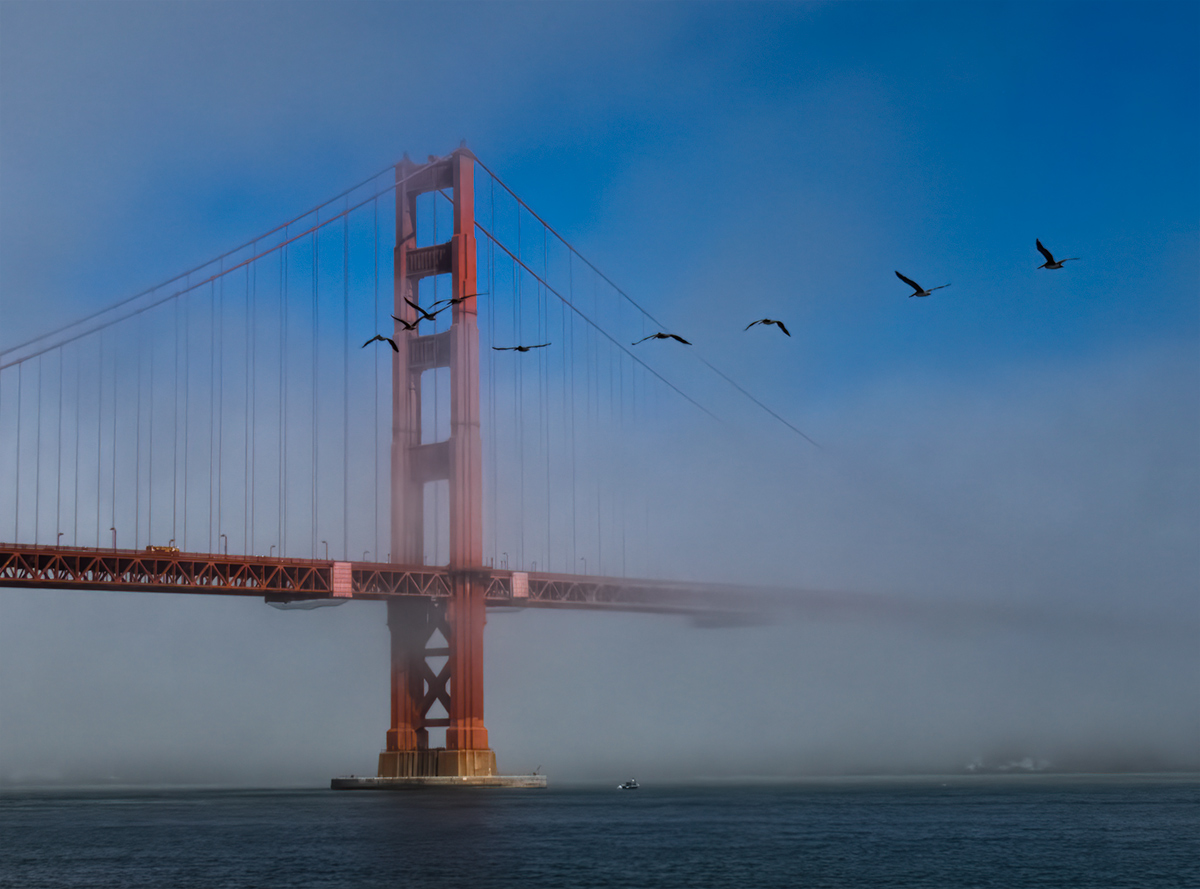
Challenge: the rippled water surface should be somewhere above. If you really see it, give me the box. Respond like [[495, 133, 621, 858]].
[[2, 778, 1197, 888]]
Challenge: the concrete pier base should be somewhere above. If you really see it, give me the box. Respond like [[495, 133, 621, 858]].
[[376, 748, 498, 778], [331, 774, 547, 790], [333, 746, 545, 788]]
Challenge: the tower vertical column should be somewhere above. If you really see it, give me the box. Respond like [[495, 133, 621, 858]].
[[443, 151, 492, 769], [390, 156, 423, 568], [380, 155, 428, 776]]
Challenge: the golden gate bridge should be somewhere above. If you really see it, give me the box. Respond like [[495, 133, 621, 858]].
[[0, 146, 817, 786]]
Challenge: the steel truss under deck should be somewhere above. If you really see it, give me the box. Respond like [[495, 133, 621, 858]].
[[0, 543, 762, 617]]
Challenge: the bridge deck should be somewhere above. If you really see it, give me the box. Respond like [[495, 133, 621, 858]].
[[0, 543, 762, 616]]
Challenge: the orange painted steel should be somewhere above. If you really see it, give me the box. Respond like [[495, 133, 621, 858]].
[[0, 542, 778, 618]]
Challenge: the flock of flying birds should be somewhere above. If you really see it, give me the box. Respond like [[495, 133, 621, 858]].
[[363, 239, 1078, 354]]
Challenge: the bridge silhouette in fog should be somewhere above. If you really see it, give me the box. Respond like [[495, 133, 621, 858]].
[[1, 146, 818, 785]]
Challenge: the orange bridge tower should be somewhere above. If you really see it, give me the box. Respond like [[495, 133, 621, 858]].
[[377, 147, 495, 780]]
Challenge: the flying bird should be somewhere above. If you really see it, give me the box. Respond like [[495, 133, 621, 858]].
[[403, 298, 447, 322], [493, 343, 551, 352], [432, 291, 488, 308], [362, 334, 398, 352], [633, 332, 691, 345], [391, 314, 419, 331], [895, 271, 951, 297], [1036, 239, 1079, 270], [745, 318, 791, 336]]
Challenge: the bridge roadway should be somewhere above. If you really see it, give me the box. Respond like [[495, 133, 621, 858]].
[[0, 542, 767, 618]]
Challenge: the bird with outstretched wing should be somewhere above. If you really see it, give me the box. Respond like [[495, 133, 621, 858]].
[[632, 332, 691, 345], [362, 334, 398, 352], [493, 343, 551, 353], [1036, 239, 1079, 270], [745, 318, 790, 336], [895, 271, 950, 297]]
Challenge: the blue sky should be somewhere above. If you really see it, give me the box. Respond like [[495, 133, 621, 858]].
[[2, 2, 1195, 409], [1, 2, 1196, 783]]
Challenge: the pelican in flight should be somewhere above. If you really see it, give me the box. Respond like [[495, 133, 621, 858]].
[[432, 291, 488, 308], [391, 314, 419, 331], [362, 334, 398, 352], [403, 298, 448, 322], [895, 271, 951, 298], [1036, 239, 1079, 270], [493, 343, 551, 352], [633, 332, 691, 345], [745, 318, 790, 337]]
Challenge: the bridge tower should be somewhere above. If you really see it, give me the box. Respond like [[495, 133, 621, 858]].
[[377, 147, 496, 779]]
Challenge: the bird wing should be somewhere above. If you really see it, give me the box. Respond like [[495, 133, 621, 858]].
[[492, 346, 516, 351], [403, 297, 435, 318], [1036, 239, 1055, 263], [930, 283, 951, 292], [774, 321, 791, 336], [361, 336, 379, 348], [632, 335, 654, 345], [745, 319, 763, 330], [384, 337, 398, 352], [529, 343, 551, 349], [895, 271, 922, 291], [669, 334, 692, 345]]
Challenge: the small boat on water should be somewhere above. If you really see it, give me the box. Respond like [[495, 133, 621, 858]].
[[618, 778, 639, 790]]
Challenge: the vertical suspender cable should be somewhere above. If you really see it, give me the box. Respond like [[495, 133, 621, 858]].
[[13, 364, 20, 541], [34, 357, 41, 543], [111, 330, 118, 545], [172, 298, 178, 546], [312, 230, 318, 558], [217, 274, 225, 551], [280, 241, 287, 556], [74, 348, 81, 545], [248, 260, 255, 555], [516, 210, 524, 569], [243, 265, 250, 554], [183, 300, 190, 550], [96, 334, 102, 547], [489, 178, 497, 567], [148, 312, 157, 547], [208, 280, 216, 552], [147, 312, 156, 547], [56, 348, 63, 543], [543, 228, 551, 571], [342, 211, 349, 560], [373, 197, 379, 560], [568, 253, 576, 571], [134, 315, 142, 547]]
